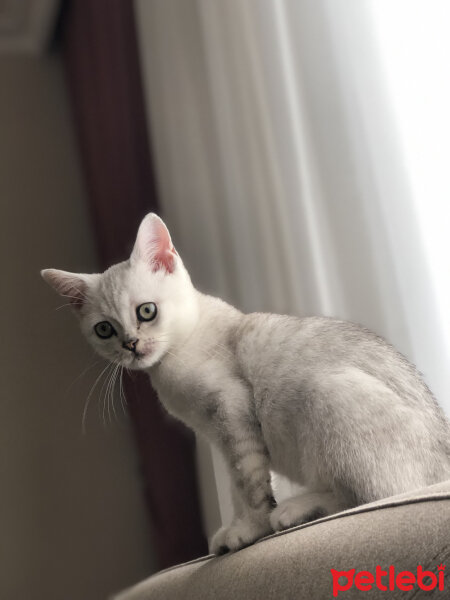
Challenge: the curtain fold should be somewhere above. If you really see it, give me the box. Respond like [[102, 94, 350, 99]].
[[134, 0, 450, 399], [61, 0, 208, 568], [134, 0, 450, 521]]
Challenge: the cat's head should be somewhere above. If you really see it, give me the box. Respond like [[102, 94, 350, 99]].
[[41, 213, 198, 370]]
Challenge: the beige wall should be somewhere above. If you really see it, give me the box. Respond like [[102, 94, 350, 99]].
[[0, 55, 155, 599]]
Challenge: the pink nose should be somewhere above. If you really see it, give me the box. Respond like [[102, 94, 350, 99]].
[[122, 338, 138, 352]]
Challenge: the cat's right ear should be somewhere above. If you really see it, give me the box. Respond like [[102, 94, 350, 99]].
[[41, 269, 91, 310], [130, 213, 178, 273]]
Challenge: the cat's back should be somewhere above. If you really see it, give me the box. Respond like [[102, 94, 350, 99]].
[[234, 313, 385, 372], [235, 313, 450, 483], [235, 313, 439, 412]]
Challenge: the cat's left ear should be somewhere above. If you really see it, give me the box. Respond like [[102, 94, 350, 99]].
[[41, 269, 93, 310], [131, 213, 178, 273]]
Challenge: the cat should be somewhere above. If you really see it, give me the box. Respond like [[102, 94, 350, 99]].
[[41, 213, 450, 555]]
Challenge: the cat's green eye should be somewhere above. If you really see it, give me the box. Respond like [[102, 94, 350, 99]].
[[94, 321, 115, 339], [137, 302, 157, 322]]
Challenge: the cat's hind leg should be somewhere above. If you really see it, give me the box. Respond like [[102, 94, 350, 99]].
[[270, 490, 346, 532]]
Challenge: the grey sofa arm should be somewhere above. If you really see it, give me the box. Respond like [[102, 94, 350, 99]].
[[114, 480, 450, 599]]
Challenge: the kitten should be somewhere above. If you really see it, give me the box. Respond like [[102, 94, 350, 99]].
[[42, 213, 450, 554]]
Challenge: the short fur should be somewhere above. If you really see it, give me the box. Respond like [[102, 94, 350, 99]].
[[42, 213, 450, 554]]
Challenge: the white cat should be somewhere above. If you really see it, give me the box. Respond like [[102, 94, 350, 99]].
[[42, 213, 450, 554]]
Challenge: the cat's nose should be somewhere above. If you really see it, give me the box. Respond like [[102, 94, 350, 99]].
[[122, 338, 139, 352]]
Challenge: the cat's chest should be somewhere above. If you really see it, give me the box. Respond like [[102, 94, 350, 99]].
[[148, 352, 232, 431]]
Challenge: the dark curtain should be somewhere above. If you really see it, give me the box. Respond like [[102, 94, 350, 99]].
[[60, 0, 208, 569]]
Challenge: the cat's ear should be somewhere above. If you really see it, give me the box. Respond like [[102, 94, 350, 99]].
[[131, 213, 178, 273], [41, 269, 91, 309]]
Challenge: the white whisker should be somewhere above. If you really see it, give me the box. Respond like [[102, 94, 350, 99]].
[[61, 291, 89, 301], [163, 348, 189, 369], [65, 356, 101, 400], [110, 363, 120, 423], [99, 362, 115, 428], [119, 366, 127, 416], [82, 361, 113, 435], [55, 303, 74, 311], [106, 365, 116, 425]]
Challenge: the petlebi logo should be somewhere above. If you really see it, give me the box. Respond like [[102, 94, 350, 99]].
[[330, 564, 446, 597]]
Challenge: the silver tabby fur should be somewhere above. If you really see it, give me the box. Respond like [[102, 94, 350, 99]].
[[42, 213, 450, 554]]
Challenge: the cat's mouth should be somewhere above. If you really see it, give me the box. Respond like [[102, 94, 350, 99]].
[[121, 339, 161, 369], [124, 348, 155, 369], [129, 351, 148, 364], [120, 352, 148, 370]]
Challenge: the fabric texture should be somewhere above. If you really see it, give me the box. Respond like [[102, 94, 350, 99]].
[[114, 480, 450, 599]]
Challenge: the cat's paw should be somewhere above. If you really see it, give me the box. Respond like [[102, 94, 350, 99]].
[[270, 492, 337, 532], [209, 519, 271, 555]]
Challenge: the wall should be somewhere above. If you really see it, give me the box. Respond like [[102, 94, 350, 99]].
[[0, 55, 155, 600]]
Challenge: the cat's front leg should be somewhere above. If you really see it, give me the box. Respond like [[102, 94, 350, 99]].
[[209, 427, 275, 555]]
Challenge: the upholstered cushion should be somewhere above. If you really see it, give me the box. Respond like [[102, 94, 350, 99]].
[[114, 480, 450, 599]]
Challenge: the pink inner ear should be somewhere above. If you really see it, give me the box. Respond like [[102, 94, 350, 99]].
[[144, 218, 177, 274], [152, 247, 176, 274]]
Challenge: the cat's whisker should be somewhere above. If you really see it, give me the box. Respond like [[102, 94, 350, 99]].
[[107, 364, 117, 425], [55, 303, 74, 311], [106, 362, 118, 426], [104, 367, 113, 426], [59, 294, 81, 300], [61, 290, 89, 300], [110, 363, 120, 423], [99, 362, 115, 428], [151, 338, 185, 361], [82, 361, 114, 435], [99, 372, 108, 428], [65, 355, 101, 400], [59, 293, 89, 303], [163, 348, 189, 369], [119, 366, 127, 416]]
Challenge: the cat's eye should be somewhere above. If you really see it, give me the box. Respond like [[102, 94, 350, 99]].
[[137, 302, 157, 322], [94, 321, 115, 339]]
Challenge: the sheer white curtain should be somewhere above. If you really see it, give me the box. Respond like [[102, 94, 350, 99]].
[[134, 0, 450, 532]]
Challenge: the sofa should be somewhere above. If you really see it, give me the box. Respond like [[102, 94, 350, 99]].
[[114, 479, 450, 599]]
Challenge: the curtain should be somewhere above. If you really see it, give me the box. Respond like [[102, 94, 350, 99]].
[[62, 0, 208, 568], [134, 0, 450, 524]]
